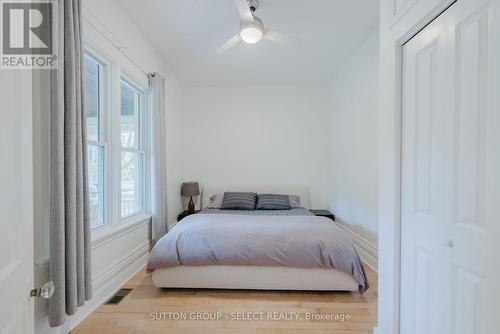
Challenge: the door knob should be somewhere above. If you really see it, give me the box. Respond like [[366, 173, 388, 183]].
[[442, 239, 454, 248], [30, 281, 55, 299]]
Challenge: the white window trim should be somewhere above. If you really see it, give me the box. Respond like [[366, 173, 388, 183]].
[[118, 77, 148, 220], [83, 43, 152, 241], [84, 51, 109, 229]]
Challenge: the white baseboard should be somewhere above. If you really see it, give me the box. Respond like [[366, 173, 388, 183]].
[[35, 242, 149, 334], [335, 222, 378, 272]]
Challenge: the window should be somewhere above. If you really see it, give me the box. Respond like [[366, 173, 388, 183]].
[[84, 54, 106, 228], [83, 47, 149, 231], [120, 80, 145, 218]]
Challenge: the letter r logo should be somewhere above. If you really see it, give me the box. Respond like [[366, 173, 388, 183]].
[[2, 2, 52, 55]]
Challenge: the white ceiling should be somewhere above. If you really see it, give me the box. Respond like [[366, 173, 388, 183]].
[[117, 0, 379, 85]]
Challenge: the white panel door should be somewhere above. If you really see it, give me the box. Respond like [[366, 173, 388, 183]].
[[401, 16, 449, 334], [0, 70, 34, 332], [401, 0, 498, 333]]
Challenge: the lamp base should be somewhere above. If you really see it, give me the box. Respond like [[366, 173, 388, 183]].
[[188, 196, 195, 214]]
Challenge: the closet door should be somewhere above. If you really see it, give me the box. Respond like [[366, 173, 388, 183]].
[[401, 0, 497, 333], [401, 15, 449, 334]]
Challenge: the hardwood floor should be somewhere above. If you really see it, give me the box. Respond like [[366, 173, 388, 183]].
[[72, 265, 377, 334]]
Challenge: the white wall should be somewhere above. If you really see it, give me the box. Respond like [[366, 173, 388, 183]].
[[180, 33, 381, 253], [181, 86, 330, 209], [34, 0, 184, 332], [326, 29, 380, 247]]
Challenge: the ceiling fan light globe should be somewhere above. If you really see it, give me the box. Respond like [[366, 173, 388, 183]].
[[240, 18, 264, 44], [240, 27, 262, 44]]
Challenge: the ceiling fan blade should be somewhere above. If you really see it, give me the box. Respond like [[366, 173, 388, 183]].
[[264, 30, 302, 46], [217, 34, 241, 54], [233, 0, 254, 22]]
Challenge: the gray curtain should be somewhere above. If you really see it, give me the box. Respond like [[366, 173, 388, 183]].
[[149, 73, 169, 243], [49, 0, 92, 327]]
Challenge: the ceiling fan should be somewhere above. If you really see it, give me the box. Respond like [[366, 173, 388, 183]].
[[217, 0, 301, 53]]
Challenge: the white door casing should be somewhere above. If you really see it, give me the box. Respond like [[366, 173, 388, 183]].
[[401, 1, 498, 333], [0, 70, 34, 333]]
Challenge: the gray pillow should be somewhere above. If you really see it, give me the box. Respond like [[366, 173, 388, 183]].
[[220, 192, 257, 210], [256, 194, 292, 210]]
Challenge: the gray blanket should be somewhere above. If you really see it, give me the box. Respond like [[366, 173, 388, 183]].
[[147, 213, 369, 292]]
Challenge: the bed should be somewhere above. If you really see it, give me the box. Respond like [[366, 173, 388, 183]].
[[148, 185, 368, 292]]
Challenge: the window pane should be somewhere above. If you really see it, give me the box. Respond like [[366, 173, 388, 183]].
[[120, 81, 140, 149], [88, 145, 105, 228], [121, 151, 143, 217], [84, 56, 100, 141]]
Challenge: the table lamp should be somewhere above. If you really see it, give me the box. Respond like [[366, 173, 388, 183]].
[[181, 182, 200, 214]]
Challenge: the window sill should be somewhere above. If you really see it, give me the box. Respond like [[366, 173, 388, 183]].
[[91, 213, 152, 249]]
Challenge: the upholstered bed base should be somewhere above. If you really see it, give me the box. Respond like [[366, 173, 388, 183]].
[[152, 265, 359, 291]]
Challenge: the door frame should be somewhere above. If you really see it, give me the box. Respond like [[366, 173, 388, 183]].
[[378, 0, 500, 332], [377, 1, 457, 334]]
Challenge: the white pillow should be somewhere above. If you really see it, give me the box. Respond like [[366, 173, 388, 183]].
[[206, 194, 224, 209], [289, 195, 302, 208]]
